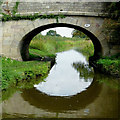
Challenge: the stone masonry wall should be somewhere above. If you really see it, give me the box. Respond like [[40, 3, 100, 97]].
[[2, 2, 109, 16]]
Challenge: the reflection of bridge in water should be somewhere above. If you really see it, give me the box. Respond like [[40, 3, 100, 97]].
[[1, 1, 120, 60], [2, 73, 118, 118]]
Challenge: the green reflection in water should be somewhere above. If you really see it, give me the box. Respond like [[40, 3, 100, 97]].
[[72, 62, 94, 82], [2, 73, 48, 101], [95, 71, 120, 90]]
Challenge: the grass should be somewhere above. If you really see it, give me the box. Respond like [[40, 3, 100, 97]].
[[2, 57, 50, 90], [29, 48, 56, 61], [97, 53, 120, 77], [29, 34, 94, 59]]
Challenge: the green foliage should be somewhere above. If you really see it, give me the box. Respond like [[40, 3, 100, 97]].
[[97, 54, 120, 76], [2, 70, 48, 101], [0, 1, 3, 13], [72, 30, 89, 39], [30, 34, 94, 58], [103, 2, 120, 45], [96, 73, 119, 90], [29, 48, 55, 58], [0, 1, 19, 17], [107, 2, 120, 20], [1, 13, 66, 22], [0, 1, 65, 22], [11, 2, 20, 16], [2, 57, 50, 90], [47, 30, 56, 36], [46, 30, 61, 37], [74, 41, 94, 59], [0, 1, 3, 5], [72, 62, 94, 81], [103, 19, 120, 44]]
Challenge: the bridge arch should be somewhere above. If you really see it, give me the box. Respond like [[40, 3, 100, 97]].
[[7, 17, 109, 61], [20, 22, 102, 61]]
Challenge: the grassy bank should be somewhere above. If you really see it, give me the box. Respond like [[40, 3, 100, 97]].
[[96, 53, 120, 77], [2, 57, 50, 90], [29, 34, 94, 59]]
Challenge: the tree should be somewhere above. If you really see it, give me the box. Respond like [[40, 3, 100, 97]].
[[56, 34, 61, 37], [103, 2, 120, 45], [107, 2, 120, 20], [72, 30, 89, 39], [47, 30, 56, 36], [46, 30, 61, 37]]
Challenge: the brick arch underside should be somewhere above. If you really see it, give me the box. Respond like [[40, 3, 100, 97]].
[[20, 23, 102, 61]]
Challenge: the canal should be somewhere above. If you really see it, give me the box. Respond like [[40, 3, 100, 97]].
[[2, 49, 119, 118]]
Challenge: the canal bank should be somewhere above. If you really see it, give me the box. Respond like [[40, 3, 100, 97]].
[[89, 54, 120, 78]]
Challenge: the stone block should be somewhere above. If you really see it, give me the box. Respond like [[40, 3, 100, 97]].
[[0, 30, 3, 37], [14, 34, 22, 42], [110, 49, 120, 56], [2, 45, 11, 56], [23, 27, 31, 36], [0, 37, 3, 42], [3, 33, 12, 37], [59, 17, 77, 26], [0, 22, 2, 27], [33, 21, 40, 29], [10, 47, 22, 60], [102, 46, 110, 56], [27, 23, 35, 32], [0, 40, 2, 49], [2, 38, 13, 45], [11, 40, 20, 47], [37, 19, 49, 26], [97, 33, 106, 42], [48, 19, 56, 24], [112, 45, 120, 50], [94, 30, 103, 38]]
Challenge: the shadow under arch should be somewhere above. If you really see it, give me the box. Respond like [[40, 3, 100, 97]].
[[20, 23, 102, 61], [21, 75, 102, 113]]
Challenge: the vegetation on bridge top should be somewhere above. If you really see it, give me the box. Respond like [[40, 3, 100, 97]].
[[0, 1, 65, 22], [1, 13, 66, 22]]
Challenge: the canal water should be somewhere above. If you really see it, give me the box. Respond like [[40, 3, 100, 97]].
[[2, 49, 119, 118]]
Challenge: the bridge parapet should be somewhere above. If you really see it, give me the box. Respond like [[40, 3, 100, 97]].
[[1, 2, 109, 17]]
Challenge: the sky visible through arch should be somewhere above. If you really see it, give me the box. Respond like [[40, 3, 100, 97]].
[[41, 27, 74, 38]]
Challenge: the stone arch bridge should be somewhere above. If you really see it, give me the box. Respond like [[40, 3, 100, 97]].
[[0, 1, 120, 61]]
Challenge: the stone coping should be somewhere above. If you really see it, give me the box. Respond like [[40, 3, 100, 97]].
[[15, 11, 108, 17], [3, 0, 119, 3]]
